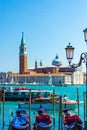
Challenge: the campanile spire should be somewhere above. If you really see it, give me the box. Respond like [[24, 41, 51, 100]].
[[21, 32, 26, 45]]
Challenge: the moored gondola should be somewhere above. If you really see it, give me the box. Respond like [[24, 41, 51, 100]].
[[62, 107, 84, 130], [9, 108, 30, 130], [34, 105, 52, 130]]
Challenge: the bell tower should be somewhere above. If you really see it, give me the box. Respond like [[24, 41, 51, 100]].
[[19, 32, 28, 74]]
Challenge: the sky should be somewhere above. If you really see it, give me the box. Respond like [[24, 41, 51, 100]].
[[0, 0, 87, 73]]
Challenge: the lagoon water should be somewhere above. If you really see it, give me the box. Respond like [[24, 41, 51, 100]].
[[0, 84, 85, 130]]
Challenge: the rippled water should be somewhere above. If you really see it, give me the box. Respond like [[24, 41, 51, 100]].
[[0, 84, 85, 130]]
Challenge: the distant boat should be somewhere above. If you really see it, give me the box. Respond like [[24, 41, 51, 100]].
[[9, 108, 30, 130], [34, 105, 52, 130], [62, 107, 83, 130]]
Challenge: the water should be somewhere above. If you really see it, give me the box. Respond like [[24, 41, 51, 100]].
[[0, 84, 86, 130]]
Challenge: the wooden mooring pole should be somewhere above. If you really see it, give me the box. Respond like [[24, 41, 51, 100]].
[[53, 89, 55, 130], [84, 91, 87, 130], [29, 89, 31, 130], [84, 92, 85, 130], [77, 88, 80, 116], [2, 87, 5, 130], [59, 96, 63, 130]]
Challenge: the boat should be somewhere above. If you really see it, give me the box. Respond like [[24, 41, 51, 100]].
[[18, 95, 77, 110], [9, 108, 30, 130], [62, 107, 83, 130], [34, 105, 52, 130], [3, 88, 53, 101]]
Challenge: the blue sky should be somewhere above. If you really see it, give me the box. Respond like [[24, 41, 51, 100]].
[[0, 0, 87, 72]]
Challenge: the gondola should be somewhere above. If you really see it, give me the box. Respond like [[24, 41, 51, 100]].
[[9, 108, 30, 130], [62, 107, 83, 130], [34, 105, 52, 130]]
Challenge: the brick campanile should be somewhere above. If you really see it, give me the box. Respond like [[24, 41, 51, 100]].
[[19, 32, 28, 74]]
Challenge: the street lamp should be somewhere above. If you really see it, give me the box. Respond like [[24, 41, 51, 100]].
[[83, 28, 87, 44], [65, 28, 87, 130], [65, 43, 74, 65]]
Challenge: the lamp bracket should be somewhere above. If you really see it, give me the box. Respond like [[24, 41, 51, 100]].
[[70, 53, 86, 68]]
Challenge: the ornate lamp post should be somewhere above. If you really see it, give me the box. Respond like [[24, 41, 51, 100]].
[[65, 43, 74, 65], [65, 28, 87, 130]]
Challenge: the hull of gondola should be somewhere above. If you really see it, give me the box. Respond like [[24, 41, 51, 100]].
[[34, 121, 52, 130]]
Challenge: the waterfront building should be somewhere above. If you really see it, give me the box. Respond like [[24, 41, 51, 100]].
[[72, 66, 83, 84], [3, 32, 84, 85], [0, 72, 8, 84], [8, 73, 71, 86], [59, 66, 83, 85], [83, 72, 86, 84]]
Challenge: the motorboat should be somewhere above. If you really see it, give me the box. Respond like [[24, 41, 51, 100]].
[[18, 94, 77, 110]]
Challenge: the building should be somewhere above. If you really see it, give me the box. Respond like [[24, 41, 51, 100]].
[[7, 32, 83, 85], [72, 66, 83, 84], [59, 66, 83, 85], [8, 73, 71, 86], [0, 72, 8, 84]]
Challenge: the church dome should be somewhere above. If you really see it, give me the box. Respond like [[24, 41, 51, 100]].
[[52, 55, 62, 67]]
